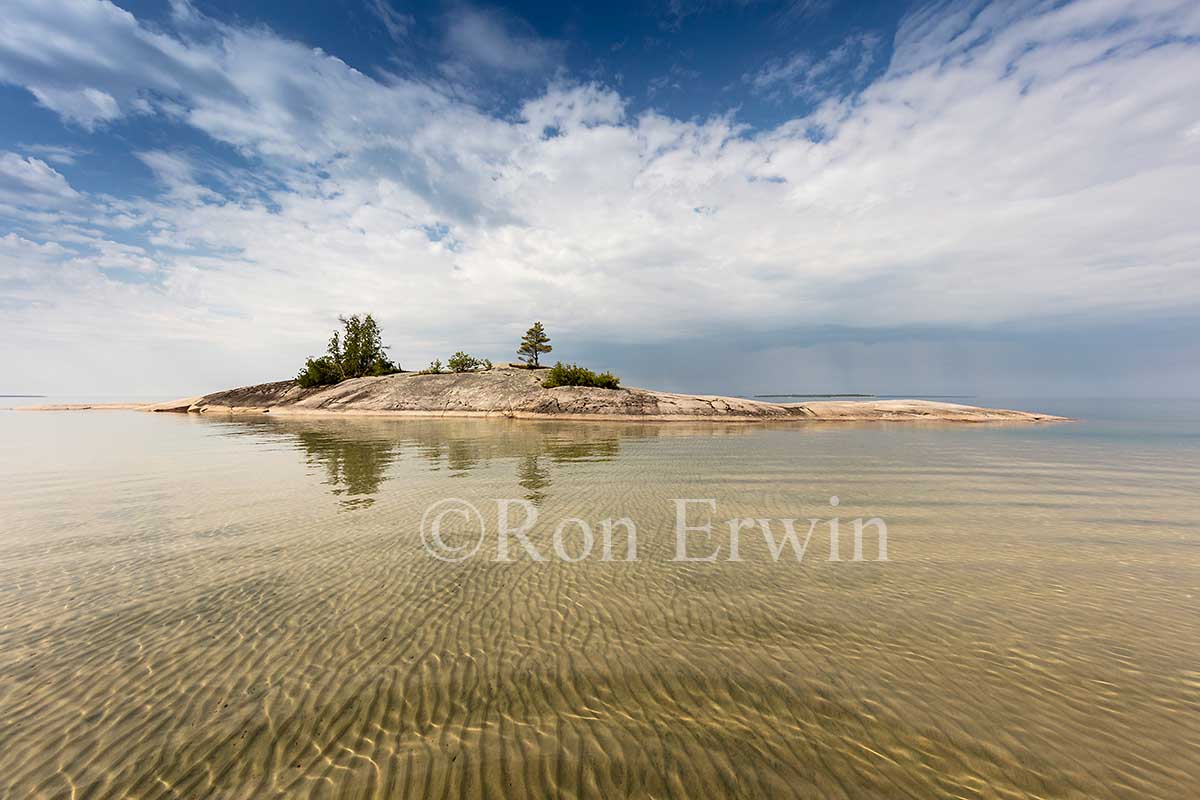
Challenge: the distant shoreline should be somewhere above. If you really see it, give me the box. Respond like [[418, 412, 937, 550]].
[[753, 393, 977, 400], [754, 393, 876, 399]]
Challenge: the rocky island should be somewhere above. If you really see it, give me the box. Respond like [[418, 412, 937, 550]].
[[143, 365, 1062, 422], [17, 318, 1065, 421]]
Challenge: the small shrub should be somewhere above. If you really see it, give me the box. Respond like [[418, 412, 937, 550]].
[[297, 355, 343, 388], [421, 359, 443, 374], [447, 351, 489, 372], [541, 361, 621, 389]]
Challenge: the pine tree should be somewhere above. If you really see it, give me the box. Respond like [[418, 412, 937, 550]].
[[517, 321, 552, 367]]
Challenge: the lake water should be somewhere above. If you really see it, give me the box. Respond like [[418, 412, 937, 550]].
[[1, 399, 1198, 798]]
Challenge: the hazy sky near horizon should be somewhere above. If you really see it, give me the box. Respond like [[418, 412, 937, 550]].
[[1, 0, 1198, 397]]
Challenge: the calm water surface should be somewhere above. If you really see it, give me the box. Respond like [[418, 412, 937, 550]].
[[1, 400, 1198, 798]]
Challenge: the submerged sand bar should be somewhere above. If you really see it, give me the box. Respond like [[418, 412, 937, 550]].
[[18, 366, 1067, 422]]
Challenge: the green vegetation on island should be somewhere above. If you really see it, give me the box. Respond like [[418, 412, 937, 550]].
[[517, 321, 552, 367], [296, 316, 620, 390], [541, 362, 621, 389], [420, 352, 492, 374], [446, 352, 492, 372], [297, 314, 400, 388]]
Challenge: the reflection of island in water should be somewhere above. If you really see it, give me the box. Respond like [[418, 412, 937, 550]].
[[293, 429, 397, 509], [516, 453, 550, 504], [211, 417, 686, 509]]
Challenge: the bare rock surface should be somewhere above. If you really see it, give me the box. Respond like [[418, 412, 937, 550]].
[[785, 399, 1067, 422], [185, 368, 1067, 423]]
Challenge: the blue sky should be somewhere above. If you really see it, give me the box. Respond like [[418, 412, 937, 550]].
[[1, 0, 1198, 396]]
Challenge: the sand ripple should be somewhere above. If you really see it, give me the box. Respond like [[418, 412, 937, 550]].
[[0, 412, 1197, 798]]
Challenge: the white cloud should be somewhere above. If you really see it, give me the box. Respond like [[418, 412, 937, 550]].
[[442, 6, 563, 73], [0, 0, 213, 126], [0, 232, 69, 259], [0, 0, 1198, 392], [135, 150, 225, 204], [647, 64, 701, 98], [19, 143, 87, 165], [746, 32, 881, 101], [28, 86, 121, 129], [661, 0, 834, 32], [0, 152, 80, 207], [369, 0, 415, 43]]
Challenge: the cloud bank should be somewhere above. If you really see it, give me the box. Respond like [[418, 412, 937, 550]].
[[1, 0, 1198, 394]]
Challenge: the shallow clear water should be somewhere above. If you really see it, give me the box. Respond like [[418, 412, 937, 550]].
[[1, 401, 1198, 798]]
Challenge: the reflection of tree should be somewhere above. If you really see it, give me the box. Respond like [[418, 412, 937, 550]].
[[517, 454, 551, 504], [413, 439, 481, 476], [212, 416, 751, 509], [294, 431, 396, 509], [446, 439, 481, 476], [407, 426, 622, 501], [544, 438, 620, 463]]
